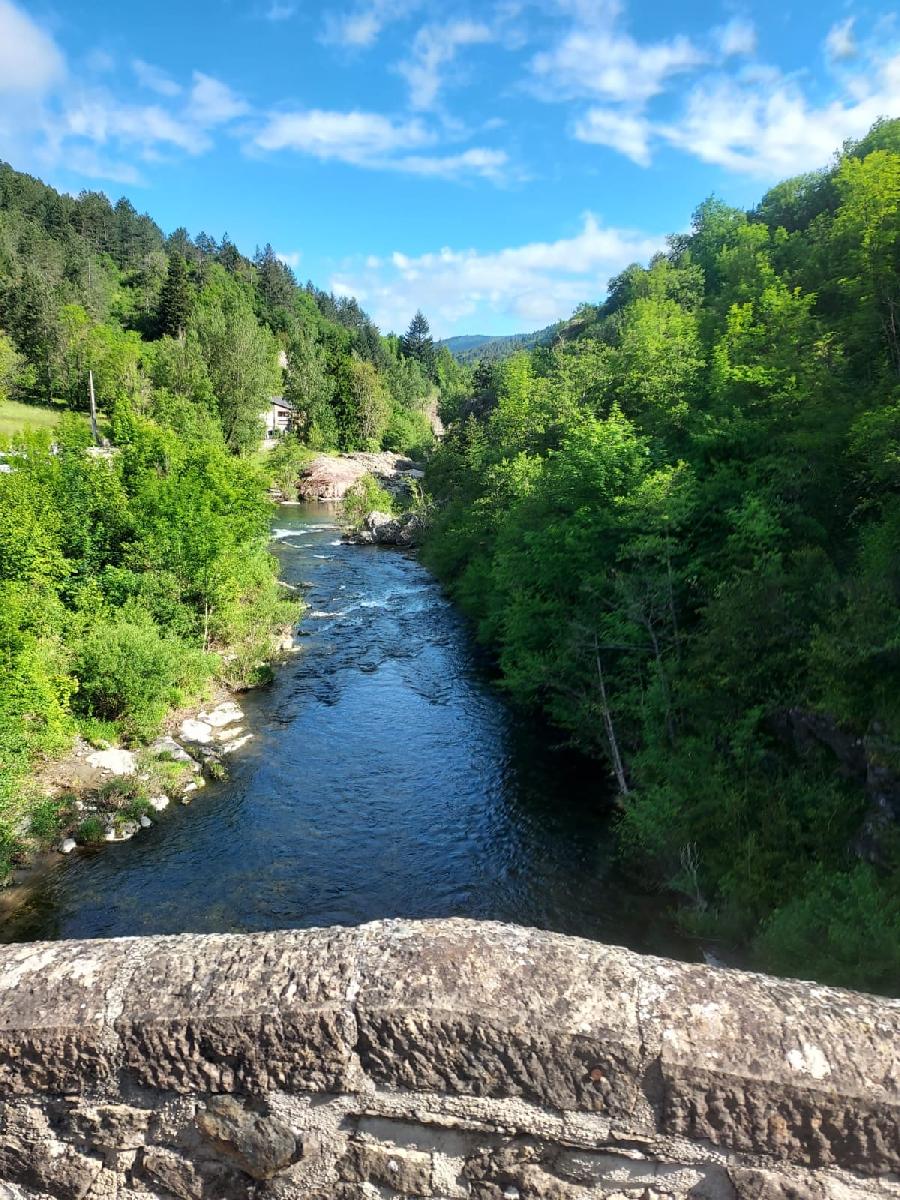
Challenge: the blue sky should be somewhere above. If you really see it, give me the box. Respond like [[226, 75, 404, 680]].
[[1, 0, 898, 337]]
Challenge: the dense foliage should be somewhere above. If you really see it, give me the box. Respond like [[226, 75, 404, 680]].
[[424, 119, 900, 993], [0, 160, 462, 880]]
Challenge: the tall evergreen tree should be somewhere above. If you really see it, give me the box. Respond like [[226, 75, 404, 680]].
[[400, 310, 435, 374], [157, 254, 192, 340]]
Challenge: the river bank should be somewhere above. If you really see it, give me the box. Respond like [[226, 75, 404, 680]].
[[0, 503, 697, 961], [0, 616, 302, 912]]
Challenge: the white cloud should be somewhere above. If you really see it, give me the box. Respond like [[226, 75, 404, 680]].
[[825, 18, 856, 62], [61, 95, 204, 154], [715, 18, 757, 58], [0, 0, 65, 94], [573, 107, 651, 165], [331, 213, 666, 335], [393, 147, 509, 180], [188, 72, 248, 125], [254, 108, 431, 160], [132, 59, 181, 97], [322, 0, 419, 48], [660, 52, 900, 176], [398, 19, 493, 110], [277, 249, 302, 267], [266, 2, 295, 19], [253, 107, 508, 180], [531, 7, 703, 104]]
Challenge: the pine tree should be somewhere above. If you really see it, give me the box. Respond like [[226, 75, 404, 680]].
[[400, 310, 435, 374], [157, 254, 192, 340]]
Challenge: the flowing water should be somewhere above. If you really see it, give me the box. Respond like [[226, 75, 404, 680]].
[[1, 504, 696, 958]]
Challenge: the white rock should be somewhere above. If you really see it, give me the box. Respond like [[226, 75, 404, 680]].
[[59, 838, 77, 854], [216, 725, 245, 742], [103, 827, 117, 842], [148, 794, 169, 812], [179, 718, 213, 744], [139, 815, 152, 828], [149, 737, 200, 770], [198, 701, 244, 728], [86, 748, 137, 775], [222, 733, 254, 754], [183, 779, 205, 794]]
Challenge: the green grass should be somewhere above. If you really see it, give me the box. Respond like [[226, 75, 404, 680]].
[[0, 400, 85, 440]]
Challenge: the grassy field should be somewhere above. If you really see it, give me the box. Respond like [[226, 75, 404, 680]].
[[0, 400, 86, 441]]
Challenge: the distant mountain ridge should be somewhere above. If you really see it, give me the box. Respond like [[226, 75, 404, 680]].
[[438, 322, 563, 364]]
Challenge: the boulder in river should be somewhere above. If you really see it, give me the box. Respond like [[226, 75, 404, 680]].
[[348, 510, 426, 547], [298, 452, 424, 501], [180, 718, 213, 744], [150, 737, 200, 770], [200, 701, 244, 728]]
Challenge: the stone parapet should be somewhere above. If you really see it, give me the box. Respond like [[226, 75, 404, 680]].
[[0, 918, 897, 1198]]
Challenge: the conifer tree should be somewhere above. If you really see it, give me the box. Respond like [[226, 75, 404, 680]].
[[400, 310, 435, 375], [157, 254, 192, 340]]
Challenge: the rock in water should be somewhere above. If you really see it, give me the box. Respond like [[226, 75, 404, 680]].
[[199, 701, 244, 728], [180, 718, 213, 744]]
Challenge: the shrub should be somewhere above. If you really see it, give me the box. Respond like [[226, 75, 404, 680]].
[[74, 609, 214, 741], [29, 795, 73, 841], [754, 864, 900, 994], [74, 816, 106, 846], [340, 473, 396, 529]]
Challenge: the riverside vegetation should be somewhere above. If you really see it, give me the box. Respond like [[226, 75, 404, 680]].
[[1, 121, 899, 994], [424, 118, 900, 994], [0, 159, 460, 881]]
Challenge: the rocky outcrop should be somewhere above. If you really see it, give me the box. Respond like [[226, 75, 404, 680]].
[[346, 510, 426, 547], [773, 708, 900, 862], [0, 919, 897, 1199], [297, 453, 424, 501]]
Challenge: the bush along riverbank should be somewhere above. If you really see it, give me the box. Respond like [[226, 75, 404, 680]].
[[422, 121, 900, 995], [0, 415, 301, 887]]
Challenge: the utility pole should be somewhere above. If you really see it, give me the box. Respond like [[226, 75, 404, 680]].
[[88, 370, 99, 444]]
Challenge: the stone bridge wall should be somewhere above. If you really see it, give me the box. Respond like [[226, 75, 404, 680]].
[[0, 919, 897, 1200]]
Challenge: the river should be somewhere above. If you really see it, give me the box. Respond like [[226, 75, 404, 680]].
[[0, 504, 696, 958]]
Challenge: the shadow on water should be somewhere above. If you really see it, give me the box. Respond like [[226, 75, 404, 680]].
[[1, 504, 697, 960]]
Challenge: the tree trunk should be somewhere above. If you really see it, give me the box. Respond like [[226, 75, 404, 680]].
[[594, 636, 630, 796]]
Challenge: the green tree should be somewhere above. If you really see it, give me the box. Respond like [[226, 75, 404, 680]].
[[157, 253, 193, 340]]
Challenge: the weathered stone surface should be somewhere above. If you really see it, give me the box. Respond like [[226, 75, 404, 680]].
[[342, 1142, 434, 1194], [0, 938, 130, 1094], [139, 1147, 250, 1199], [0, 920, 897, 1200], [355, 922, 650, 1124], [196, 1095, 300, 1179], [115, 927, 360, 1094]]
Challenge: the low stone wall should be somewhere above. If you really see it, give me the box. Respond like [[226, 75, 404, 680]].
[[0, 919, 897, 1200]]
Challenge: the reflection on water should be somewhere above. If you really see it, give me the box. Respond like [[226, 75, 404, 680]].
[[1, 504, 695, 959]]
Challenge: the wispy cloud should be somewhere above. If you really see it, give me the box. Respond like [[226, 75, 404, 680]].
[[321, 0, 420, 49], [254, 108, 432, 160], [277, 249, 302, 267], [188, 72, 248, 125], [398, 19, 493, 110], [715, 17, 757, 58], [252, 107, 508, 180], [132, 58, 181, 97], [573, 107, 651, 166], [825, 18, 857, 62], [531, 5, 704, 104], [331, 213, 666, 334], [265, 1, 295, 19], [0, 0, 65, 94], [659, 51, 900, 176]]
